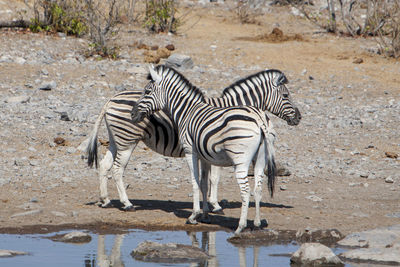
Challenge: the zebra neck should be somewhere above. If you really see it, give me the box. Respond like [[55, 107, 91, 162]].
[[166, 86, 205, 129]]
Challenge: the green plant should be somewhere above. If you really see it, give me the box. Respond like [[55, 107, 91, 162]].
[[29, 1, 87, 37], [144, 0, 180, 33]]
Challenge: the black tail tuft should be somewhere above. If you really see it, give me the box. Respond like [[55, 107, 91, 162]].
[[267, 157, 276, 198], [87, 139, 98, 169]]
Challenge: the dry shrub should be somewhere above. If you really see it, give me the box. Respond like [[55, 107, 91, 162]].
[[368, 0, 400, 58]]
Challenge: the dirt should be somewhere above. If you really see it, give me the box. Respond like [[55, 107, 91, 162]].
[[0, 2, 399, 236]]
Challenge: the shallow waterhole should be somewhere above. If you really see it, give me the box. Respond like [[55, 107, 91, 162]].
[[0, 230, 348, 266]]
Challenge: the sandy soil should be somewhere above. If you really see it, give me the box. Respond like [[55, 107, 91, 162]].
[[0, 2, 399, 236]]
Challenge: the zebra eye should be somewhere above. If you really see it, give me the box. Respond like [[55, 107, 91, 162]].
[[145, 89, 151, 94], [282, 93, 289, 98]]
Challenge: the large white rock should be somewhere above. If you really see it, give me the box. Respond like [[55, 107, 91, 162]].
[[338, 225, 400, 265], [291, 243, 343, 266]]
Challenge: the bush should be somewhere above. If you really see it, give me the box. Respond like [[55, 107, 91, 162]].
[[30, 0, 87, 36], [144, 0, 180, 33]]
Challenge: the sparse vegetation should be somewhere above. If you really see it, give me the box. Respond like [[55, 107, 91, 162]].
[[144, 0, 180, 33], [287, 0, 400, 58]]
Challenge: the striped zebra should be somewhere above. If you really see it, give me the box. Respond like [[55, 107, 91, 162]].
[[86, 67, 301, 212], [131, 65, 277, 234]]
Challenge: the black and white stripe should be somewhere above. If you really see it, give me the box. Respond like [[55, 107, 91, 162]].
[[86, 67, 300, 211], [131, 65, 278, 234]]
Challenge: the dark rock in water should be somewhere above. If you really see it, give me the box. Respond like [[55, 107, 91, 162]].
[[291, 243, 344, 266], [228, 229, 343, 247], [49, 231, 92, 243], [228, 229, 296, 245], [131, 241, 209, 263], [296, 229, 343, 246]]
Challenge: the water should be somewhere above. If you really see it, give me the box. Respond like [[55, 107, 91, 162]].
[[0, 230, 346, 267]]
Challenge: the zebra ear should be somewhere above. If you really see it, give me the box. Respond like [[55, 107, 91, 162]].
[[148, 65, 162, 84], [274, 73, 288, 86]]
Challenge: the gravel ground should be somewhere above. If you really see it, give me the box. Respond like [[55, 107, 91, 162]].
[[0, 2, 399, 235]]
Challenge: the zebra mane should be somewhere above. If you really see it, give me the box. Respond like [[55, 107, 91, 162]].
[[222, 69, 287, 94], [147, 65, 206, 102]]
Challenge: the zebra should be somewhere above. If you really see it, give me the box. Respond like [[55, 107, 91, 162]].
[[131, 65, 277, 234], [86, 67, 301, 212]]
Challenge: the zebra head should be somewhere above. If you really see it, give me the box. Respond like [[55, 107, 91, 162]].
[[267, 70, 301, 126], [131, 67, 166, 123]]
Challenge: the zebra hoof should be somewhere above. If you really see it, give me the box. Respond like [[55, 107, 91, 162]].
[[212, 209, 224, 215], [200, 215, 211, 224], [121, 205, 136, 212], [253, 226, 262, 231], [101, 202, 113, 209], [186, 219, 198, 225]]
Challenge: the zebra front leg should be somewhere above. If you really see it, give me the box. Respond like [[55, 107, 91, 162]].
[[98, 149, 115, 208], [185, 152, 201, 224], [200, 160, 211, 223], [209, 166, 223, 214], [234, 167, 251, 235], [112, 146, 136, 211]]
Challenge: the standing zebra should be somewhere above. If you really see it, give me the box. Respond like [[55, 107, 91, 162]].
[[131, 65, 277, 234], [86, 67, 300, 211]]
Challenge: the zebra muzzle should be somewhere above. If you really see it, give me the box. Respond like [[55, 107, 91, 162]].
[[131, 103, 146, 123]]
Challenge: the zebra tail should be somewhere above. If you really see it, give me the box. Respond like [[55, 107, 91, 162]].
[[262, 125, 276, 198], [86, 100, 109, 169]]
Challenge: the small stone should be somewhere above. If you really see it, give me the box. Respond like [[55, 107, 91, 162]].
[[385, 152, 398, 159], [306, 195, 323, 202], [66, 147, 76, 154], [0, 249, 29, 257], [5, 95, 30, 104], [38, 81, 57, 90], [165, 44, 175, 51], [54, 137, 66, 146], [353, 58, 364, 64], [54, 231, 92, 243], [385, 176, 394, 183], [51, 211, 67, 217], [41, 69, 49, 75], [280, 185, 287, 191], [14, 57, 26, 64]]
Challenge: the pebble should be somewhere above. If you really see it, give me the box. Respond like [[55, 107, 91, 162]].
[[5, 95, 30, 104], [38, 81, 57, 90], [11, 209, 42, 218], [385, 176, 394, 183]]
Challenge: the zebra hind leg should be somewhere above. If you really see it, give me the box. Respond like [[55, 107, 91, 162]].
[[234, 165, 251, 235], [200, 160, 211, 223], [252, 142, 267, 230], [98, 148, 115, 208], [209, 166, 224, 214], [185, 152, 202, 225], [111, 144, 137, 211]]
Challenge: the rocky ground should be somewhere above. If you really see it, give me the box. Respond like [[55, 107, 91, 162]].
[[0, 1, 399, 240]]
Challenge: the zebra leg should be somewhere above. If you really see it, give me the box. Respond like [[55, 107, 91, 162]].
[[98, 145, 116, 208], [253, 144, 266, 229], [234, 166, 251, 235], [185, 152, 201, 224], [209, 166, 223, 214], [111, 143, 137, 211], [200, 160, 211, 223]]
